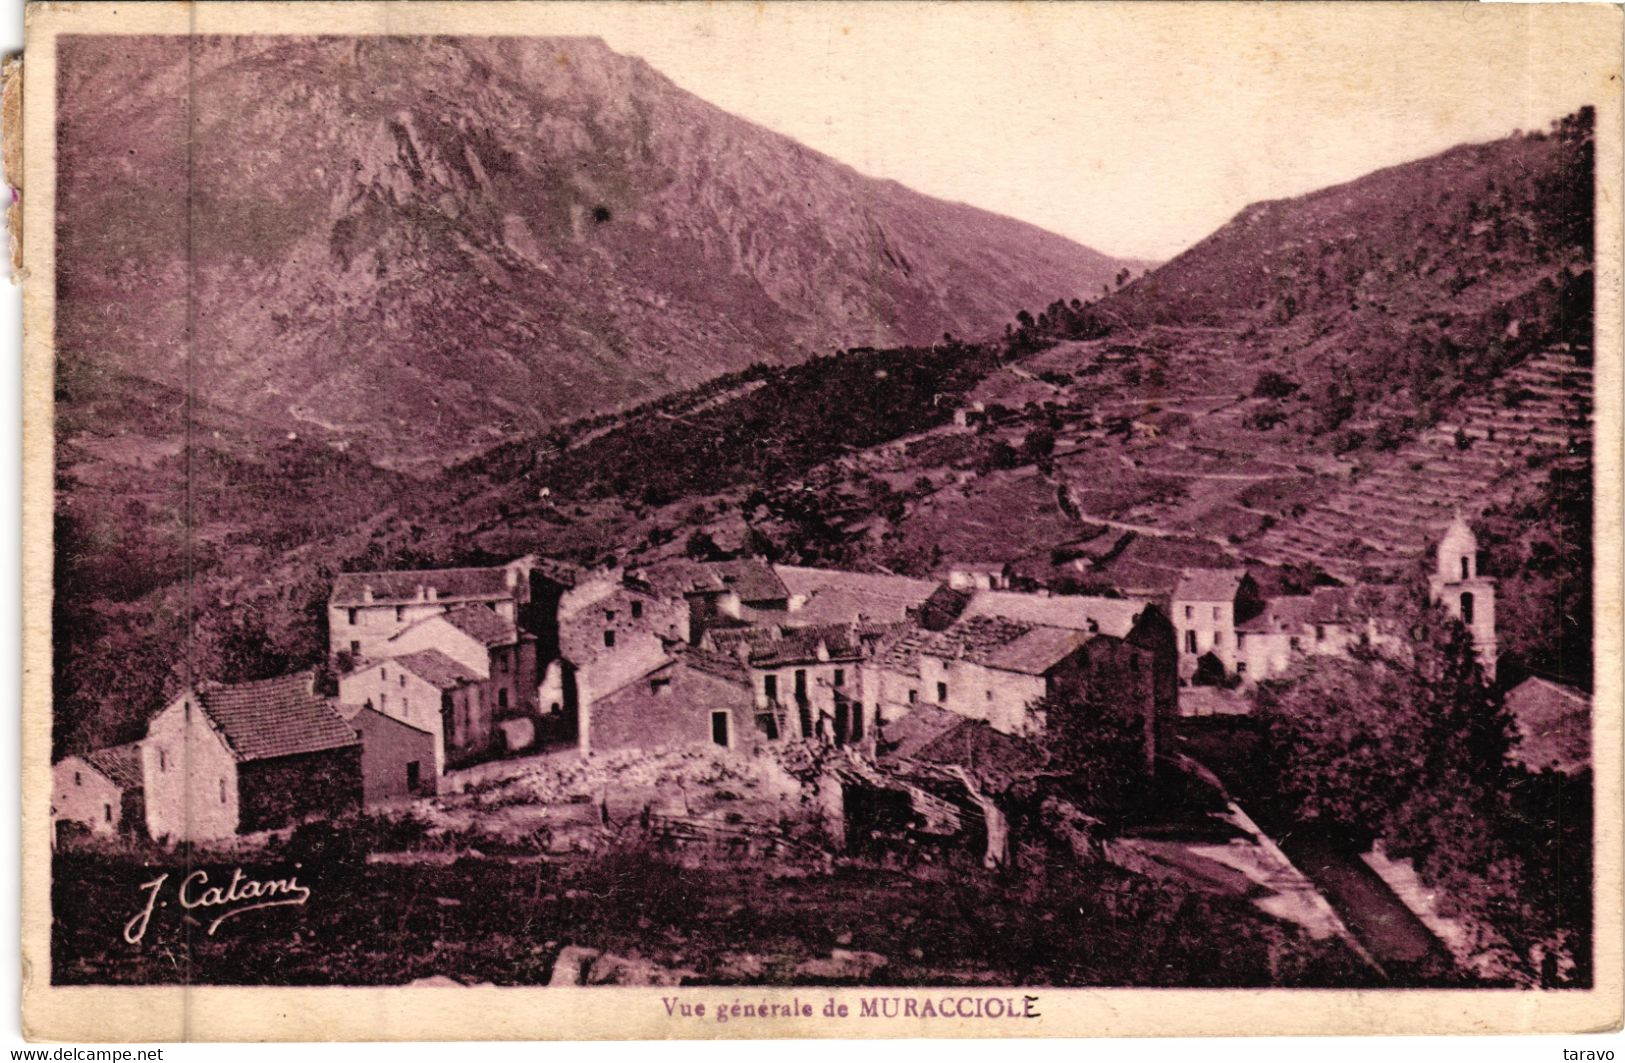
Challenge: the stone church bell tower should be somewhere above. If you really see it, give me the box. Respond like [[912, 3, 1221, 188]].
[[1429, 514, 1498, 678]]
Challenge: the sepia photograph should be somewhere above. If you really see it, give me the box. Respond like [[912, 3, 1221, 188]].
[[17, 0, 1623, 1042]]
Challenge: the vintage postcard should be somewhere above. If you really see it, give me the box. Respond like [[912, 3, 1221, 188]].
[[17, 0, 1625, 1042]]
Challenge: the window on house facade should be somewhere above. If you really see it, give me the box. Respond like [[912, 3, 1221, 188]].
[[348, 608, 358, 625], [1460, 556, 1470, 580], [936, 682, 948, 703], [1185, 631, 1198, 654], [1184, 605, 1193, 619], [104, 804, 113, 822], [1213, 631, 1223, 646], [1237, 633, 1247, 648], [631, 601, 643, 619], [380, 693, 388, 711], [1290, 637, 1302, 651], [498, 689, 509, 712], [985, 690, 993, 701], [73, 771, 81, 786], [396, 605, 406, 622], [350, 640, 360, 656], [1212, 607, 1221, 621], [605, 610, 616, 622], [834, 669, 845, 687], [764, 674, 778, 702], [604, 630, 616, 648], [1461, 592, 1475, 626], [399, 675, 406, 688], [1237, 662, 1247, 675], [908, 689, 918, 703], [1315, 625, 1326, 642], [381, 666, 388, 681], [219, 778, 227, 804]]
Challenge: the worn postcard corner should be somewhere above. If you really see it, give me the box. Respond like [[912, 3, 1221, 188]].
[[16, 0, 1625, 1044]]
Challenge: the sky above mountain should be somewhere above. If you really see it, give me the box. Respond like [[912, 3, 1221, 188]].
[[579, 2, 1615, 260]]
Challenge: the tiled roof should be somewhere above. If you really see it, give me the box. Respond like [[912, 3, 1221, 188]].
[[331, 566, 512, 606], [352, 705, 434, 737], [83, 742, 144, 791], [391, 649, 482, 690], [1172, 568, 1248, 603], [774, 565, 939, 622], [879, 616, 1089, 677], [671, 644, 751, 687], [908, 718, 1045, 776], [959, 590, 1146, 638], [877, 702, 962, 760], [1236, 596, 1316, 634], [195, 673, 359, 762], [439, 604, 520, 647], [635, 559, 788, 603], [982, 626, 1090, 675], [1507, 677, 1591, 775]]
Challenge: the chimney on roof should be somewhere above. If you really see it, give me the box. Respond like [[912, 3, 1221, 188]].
[[360, 583, 374, 604], [428, 585, 439, 602]]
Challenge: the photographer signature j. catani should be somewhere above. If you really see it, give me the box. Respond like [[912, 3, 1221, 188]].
[[123, 867, 312, 943]]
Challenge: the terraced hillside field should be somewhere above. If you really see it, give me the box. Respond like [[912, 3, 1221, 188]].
[[1246, 347, 1592, 581]]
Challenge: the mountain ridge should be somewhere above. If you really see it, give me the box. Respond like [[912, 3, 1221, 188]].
[[56, 35, 1132, 474]]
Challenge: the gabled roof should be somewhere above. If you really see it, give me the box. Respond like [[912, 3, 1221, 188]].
[[1236, 596, 1316, 634], [82, 742, 144, 791], [634, 558, 788, 603], [331, 566, 512, 606], [959, 590, 1145, 638], [774, 565, 939, 622], [877, 703, 1044, 776], [439, 604, 520, 647], [1172, 568, 1249, 603], [351, 705, 434, 737], [670, 644, 751, 687], [982, 626, 1091, 675], [390, 649, 483, 690], [880, 616, 1090, 677], [389, 604, 518, 649], [193, 673, 358, 762]]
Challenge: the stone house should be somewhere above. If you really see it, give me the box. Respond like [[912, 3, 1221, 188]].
[[327, 558, 534, 660], [51, 743, 144, 842], [1171, 569, 1261, 681], [384, 604, 539, 725], [581, 648, 758, 756], [337, 648, 486, 781], [868, 616, 1095, 738], [706, 623, 870, 745], [629, 558, 791, 643], [1233, 596, 1317, 681], [143, 673, 361, 844], [352, 707, 439, 805]]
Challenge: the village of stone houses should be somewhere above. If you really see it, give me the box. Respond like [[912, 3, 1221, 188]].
[[49, 36, 1597, 993]]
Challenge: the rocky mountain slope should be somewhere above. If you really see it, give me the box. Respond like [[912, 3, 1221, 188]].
[[56, 35, 1130, 473]]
